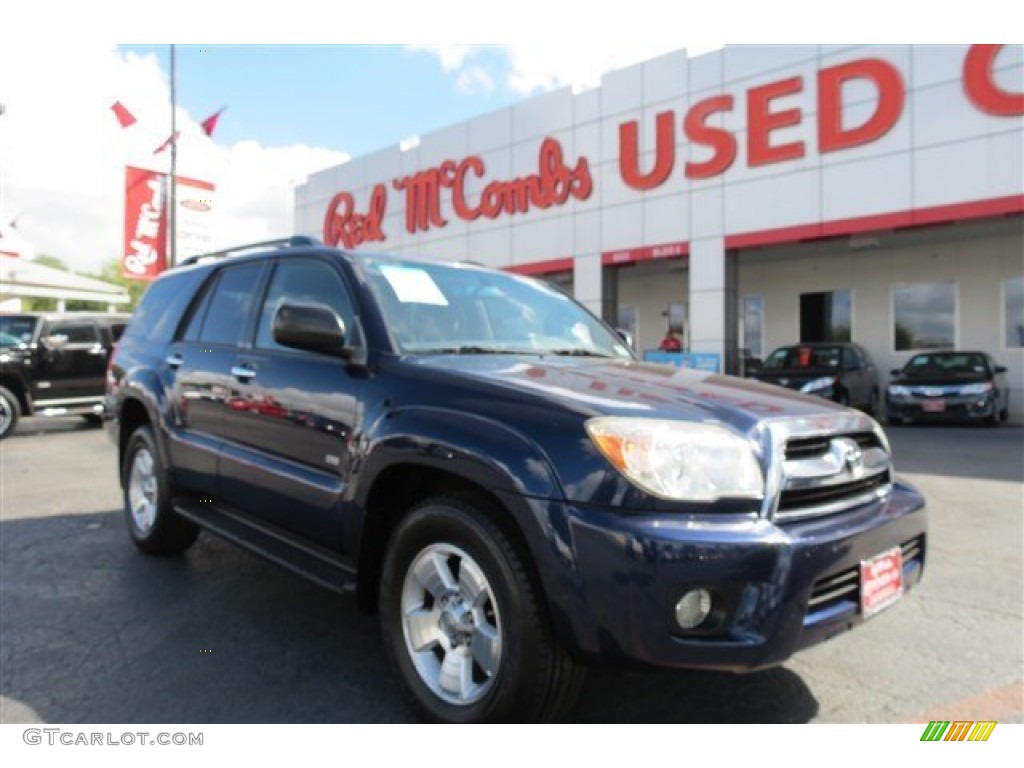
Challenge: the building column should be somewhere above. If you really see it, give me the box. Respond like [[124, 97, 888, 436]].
[[688, 236, 738, 374], [574, 254, 610, 323]]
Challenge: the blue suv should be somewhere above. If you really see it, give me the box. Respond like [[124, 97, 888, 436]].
[[106, 238, 927, 722]]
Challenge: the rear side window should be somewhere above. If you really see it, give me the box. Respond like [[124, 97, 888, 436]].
[[47, 323, 98, 344], [193, 263, 264, 346], [123, 269, 206, 344]]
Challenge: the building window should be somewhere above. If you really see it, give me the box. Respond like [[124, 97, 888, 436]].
[[799, 290, 851, 343], [1005, 276, 1024, 349], [741, 296, 764, 358], [618, 306, 637, 348], [667, 301, 687, 348], [893, 282, 956, 351]]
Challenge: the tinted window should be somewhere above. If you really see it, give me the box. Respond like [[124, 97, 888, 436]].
[[763, 345, 843, 370], [904, 352, 989, 376], [0, 316, 38, 346], [255, 260, 357, 351], [741, 296, 763, 358], [123, 269, 206, 343], [197, 263, 264, 346], [48, 323, 98, 344], [894, 283, 955, 350]]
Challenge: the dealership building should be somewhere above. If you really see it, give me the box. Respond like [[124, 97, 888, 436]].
[[296, 44, 1024, 419]]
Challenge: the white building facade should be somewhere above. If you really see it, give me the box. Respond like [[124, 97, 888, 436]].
[[296, 44, 1024, 418]]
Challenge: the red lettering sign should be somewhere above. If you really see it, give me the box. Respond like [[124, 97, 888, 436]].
[[964, 44, 1024, 116], [620, 111, 675, 190], [684, 95, 738, 179], [323, 184, 387, 249], [122, 166, 167, 281], [748, 76, 805, 167], [819, 58, 905, 153], [392, 138, 592, 235]]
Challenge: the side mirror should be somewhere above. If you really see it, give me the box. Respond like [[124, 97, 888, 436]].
[[890, 369, 901, 376], [615, 328, 634, 349], [273, 302, 348, 357], [994, 365, 1007, 374], [744, 358, 763, 376]]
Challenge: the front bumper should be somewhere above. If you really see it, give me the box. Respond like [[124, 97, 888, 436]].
[[887, 393, 996, 422], [516, 482, 926, 672]]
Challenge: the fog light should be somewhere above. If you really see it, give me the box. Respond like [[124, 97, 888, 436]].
[[675, 588, 712, 630]]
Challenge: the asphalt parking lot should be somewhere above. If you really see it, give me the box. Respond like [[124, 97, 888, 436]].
[[1, 417, 1021, 723]]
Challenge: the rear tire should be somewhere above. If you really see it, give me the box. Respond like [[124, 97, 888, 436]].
[[379, 496, 584, 723], [122, 425, 199, 555], [0, 386, 19, 440]]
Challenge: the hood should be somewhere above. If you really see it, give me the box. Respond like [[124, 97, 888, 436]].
[[405, 355, 850, 434], [891, 371, 988, 387], [754, 369, 838, 390]]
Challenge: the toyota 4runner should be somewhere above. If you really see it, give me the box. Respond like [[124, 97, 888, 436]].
[[106, 238, 927, 722]]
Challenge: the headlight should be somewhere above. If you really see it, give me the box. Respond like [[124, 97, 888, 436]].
[[585, 417, 763, 502], [960, 382, 993, 395], [800, 376, 836, 393], [888, 385, 910, 397]]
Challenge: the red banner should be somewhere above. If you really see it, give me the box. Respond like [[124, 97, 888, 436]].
[[122, 166, 167, 280]]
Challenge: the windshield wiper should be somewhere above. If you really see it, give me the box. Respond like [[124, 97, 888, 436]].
[[543, 348, 616, 358], [413, 345, 536, 355]]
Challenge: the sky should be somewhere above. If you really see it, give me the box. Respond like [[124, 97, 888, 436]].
[[0, 0, 1012, 278]]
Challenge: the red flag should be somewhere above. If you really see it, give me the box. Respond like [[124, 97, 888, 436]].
[[153, 131, 180, 155], [111, 101, 137, 128], [200, 107, 225, 137]]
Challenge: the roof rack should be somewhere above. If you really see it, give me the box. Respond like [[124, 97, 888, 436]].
[[176, 236, 322, 268]]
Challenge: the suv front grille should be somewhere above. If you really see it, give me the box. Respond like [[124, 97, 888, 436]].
[[779, 471, 891, 512], [774, 431, 892, 522], [807, 535, 925, 615], [784, 431, 880, 461]]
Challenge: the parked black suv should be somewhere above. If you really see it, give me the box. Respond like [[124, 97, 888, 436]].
[[107, 239, 927, 722], [0, 311, 129, 439]]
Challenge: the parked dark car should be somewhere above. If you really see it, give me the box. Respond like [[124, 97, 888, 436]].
[[0, 311, 129, 439], [752, 342, 880, 413], [107, 238, 926, 723], [886, 350, 1010, 425]]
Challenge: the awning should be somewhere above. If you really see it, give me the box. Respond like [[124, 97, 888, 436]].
[[0, 255, 130, 306]]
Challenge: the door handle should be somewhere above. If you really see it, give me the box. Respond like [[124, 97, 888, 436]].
[[165, 354, 184, 369], [231, 365, 256, 381]]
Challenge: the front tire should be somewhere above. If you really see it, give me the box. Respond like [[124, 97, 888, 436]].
[[122, 425, 199, 555], [0, 385, 20, 440], [379, 496, 583, 723]]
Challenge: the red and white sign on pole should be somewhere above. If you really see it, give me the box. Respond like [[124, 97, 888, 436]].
[[122, 166, 216, 280], [122, 166, 167, 280]]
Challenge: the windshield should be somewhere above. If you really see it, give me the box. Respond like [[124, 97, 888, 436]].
[[360, 257, 633, 359], [0, 316, 38, 348], [763, 345, 842, 370], [903, 352, 989, 377]]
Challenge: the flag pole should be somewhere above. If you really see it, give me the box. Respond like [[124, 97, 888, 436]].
[[168, 43, 178, 269]]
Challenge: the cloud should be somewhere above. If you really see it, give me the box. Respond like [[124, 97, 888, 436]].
[[0, 42, 348, 275], [408, 45, 475, 72], [455, 65, 496, 95], [413, 43, 722, 96]]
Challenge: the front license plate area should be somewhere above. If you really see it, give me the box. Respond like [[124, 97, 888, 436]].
[[922, 399, 946, 412], [860, 547, 904, 618]]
